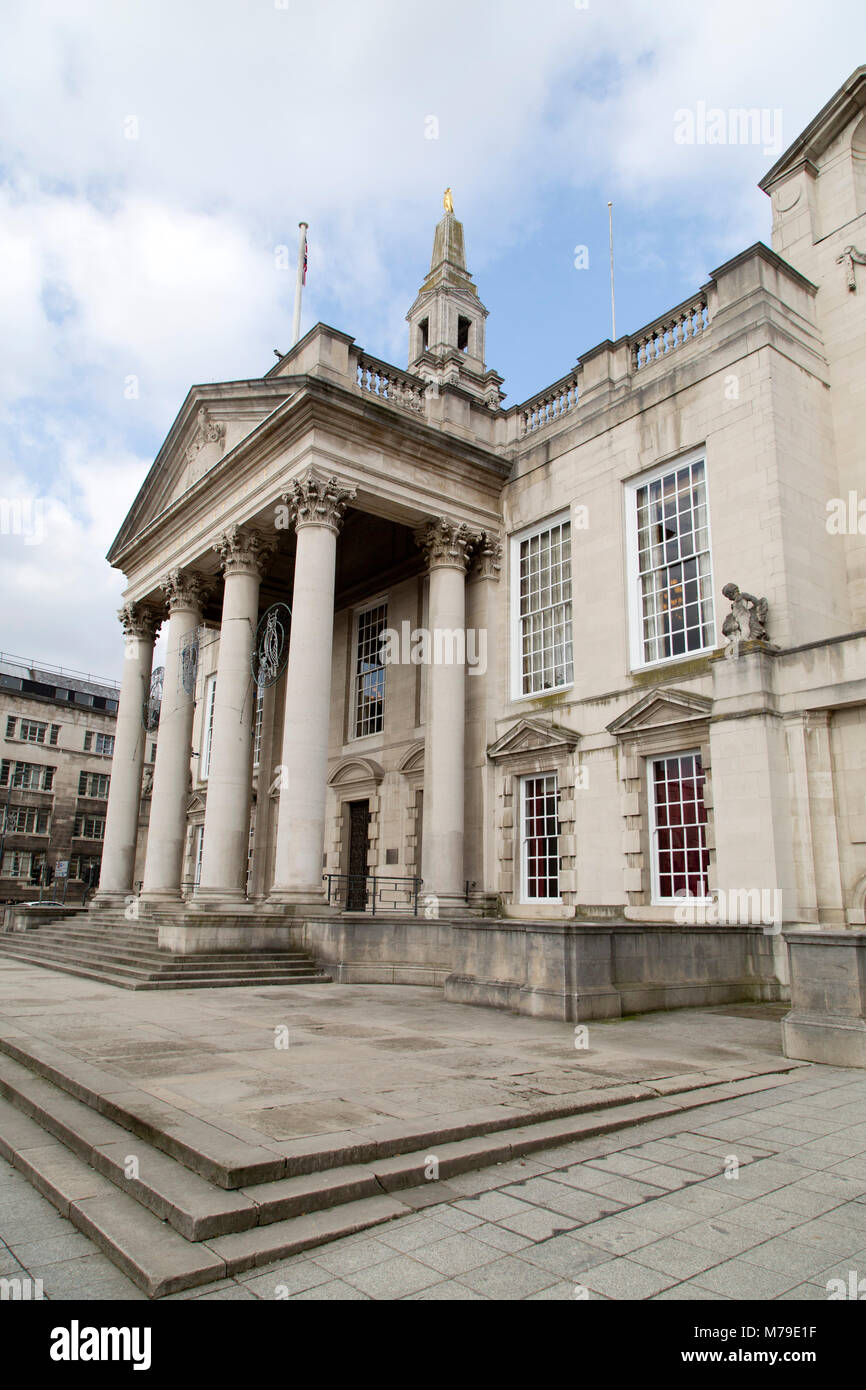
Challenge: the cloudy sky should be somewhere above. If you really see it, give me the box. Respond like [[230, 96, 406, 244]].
[[1, 0, 865, 679]]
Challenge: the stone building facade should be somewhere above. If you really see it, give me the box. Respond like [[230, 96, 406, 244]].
[[0, 654, 123, 901], [91, 71, 866, 1013]]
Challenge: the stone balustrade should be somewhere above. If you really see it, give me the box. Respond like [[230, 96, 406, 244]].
[[517, 370, 580, 438], [354, 351, 426, 415], [630, 291, 710, 371]]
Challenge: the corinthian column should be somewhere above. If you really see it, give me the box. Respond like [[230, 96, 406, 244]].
[[419, 518, 478, 904], [269, 471, 354, 903], [141, 568, 207, 905], [195, 527, 271, 904], [93, 601, 161, 906]]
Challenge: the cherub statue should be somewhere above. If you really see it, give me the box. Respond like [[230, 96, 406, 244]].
[[721, 582, 769, 644]]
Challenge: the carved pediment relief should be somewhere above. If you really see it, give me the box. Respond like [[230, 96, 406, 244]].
[[606, 688, 712, 737], [487, 718, 579, 763]]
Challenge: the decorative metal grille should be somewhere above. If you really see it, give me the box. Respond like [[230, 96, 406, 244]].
[[179, 631, 200, 695], [143, 667, 164, 731], [251, 603, 291, 688]]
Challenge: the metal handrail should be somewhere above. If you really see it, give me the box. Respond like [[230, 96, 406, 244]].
[[324, 873, 423, 916]]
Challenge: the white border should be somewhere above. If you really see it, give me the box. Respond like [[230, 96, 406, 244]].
[[509, 510, 574, 702], [518, 771, 562, 905], [624, 449, 716, 672], [647, 748, 711, 906], [349, 593, 389, 743]]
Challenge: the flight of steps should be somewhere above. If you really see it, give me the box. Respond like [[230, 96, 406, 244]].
[[0, 1028, 807, 1297], [0, 916, 331, 990]]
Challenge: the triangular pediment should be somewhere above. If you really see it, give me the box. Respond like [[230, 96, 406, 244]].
[[186, 792, 206, 815], [607, 688, 712, 737], [760, 66, 866, 192], [107, 380, 295, 561], [488, 718, 579, 762]]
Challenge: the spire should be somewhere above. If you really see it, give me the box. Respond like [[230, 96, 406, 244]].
[[407, 193, 501, 409], [419, 211, 479, 301]]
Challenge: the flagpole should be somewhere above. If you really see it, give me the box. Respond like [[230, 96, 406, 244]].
[[291, 221, 308, 348], [607, 201, 616, 341]]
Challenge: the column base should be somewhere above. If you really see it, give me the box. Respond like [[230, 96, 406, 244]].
[[90, 891, 134, 910], [139, 890, 184, 909], [190, 887, 248, 911], [267, 887, 330, 914]]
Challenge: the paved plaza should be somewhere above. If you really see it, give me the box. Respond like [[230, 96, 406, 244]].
[[1, 960, 865, 1301]]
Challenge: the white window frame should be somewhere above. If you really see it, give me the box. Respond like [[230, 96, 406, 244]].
[[201, 674, 217, 780], [2, 851, 32, 879], [647, 749, 711, 906], [20, 720, 47, 744], [79, 771, 109, 798], [625, 450, 716, 672], [509, 512, 574, 701], [95, 732, 114, 755], [252, 684, 264, 768], [193, 825, 204, 887], [351, 597, 388, 741], [518, 771, 562, 905]]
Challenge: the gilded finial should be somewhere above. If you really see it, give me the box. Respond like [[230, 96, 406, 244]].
[[443, 187, 454, 214]]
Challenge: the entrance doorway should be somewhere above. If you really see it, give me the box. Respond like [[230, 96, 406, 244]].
[[346, 799, 370, 911]]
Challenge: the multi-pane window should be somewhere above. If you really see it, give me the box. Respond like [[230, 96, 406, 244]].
[[70, 855, 101, 883], [192, 825, 204, 887], [73, 815, 105, 840], [520, 773, 560, 902], [354, 603, 387, 739], [650, 752, 710, 902], [19, 720, 47, 743], [3, 806, 50, 834], [5, 716, 16, 738], [1, 760, 56, 791], [514, 519, 573, 696], [2, 851, 32, 879], [85, 730, 112, 753], [253, 684, 264, 768], [631, 459, 714, 666], [78, 771, 110, 798], [201, 676, 217, 779]]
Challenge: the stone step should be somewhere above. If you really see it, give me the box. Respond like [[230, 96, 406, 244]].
[[0, 947, 331, 991], [0, 1037, 810, 1296], [0, 939, 317, 972], [4, 934, 311, 962]]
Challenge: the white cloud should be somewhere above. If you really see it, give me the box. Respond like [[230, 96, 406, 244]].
[[1, 0, 865, 670]]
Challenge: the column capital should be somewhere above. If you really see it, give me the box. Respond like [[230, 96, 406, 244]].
[[281, 470, 355, 534], [160, 567, 209, 614], [214, 524, 274, 578], [117, 601, 162, 641], [471, 532, 503, 581], [416, 517, 480, 572]]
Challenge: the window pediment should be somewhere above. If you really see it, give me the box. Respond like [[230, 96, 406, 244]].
[[488, 718, 579, 763], [606, 688, 712, 737], [327, 756, 385, 788]]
